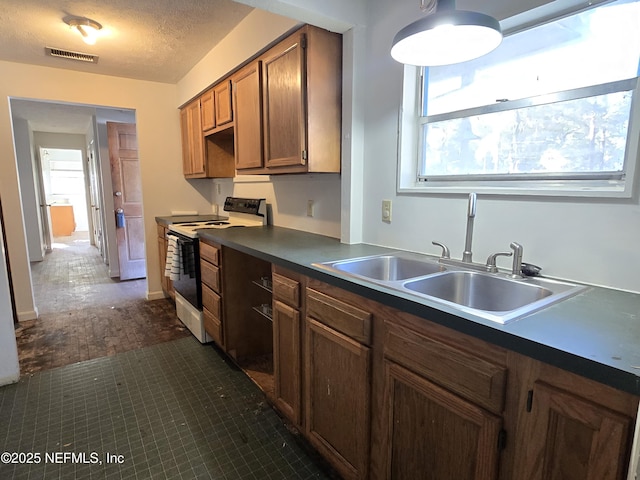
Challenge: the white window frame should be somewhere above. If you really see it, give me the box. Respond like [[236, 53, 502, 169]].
[[397, 3, 640, 198]]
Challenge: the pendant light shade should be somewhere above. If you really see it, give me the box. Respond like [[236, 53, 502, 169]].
[[391, 0, 502, 66]]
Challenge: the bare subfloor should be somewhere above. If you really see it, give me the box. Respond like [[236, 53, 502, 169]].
[[17, 232, 189, 376]]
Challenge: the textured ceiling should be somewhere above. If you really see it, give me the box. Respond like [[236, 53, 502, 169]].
[[0, 0, 254, 84]]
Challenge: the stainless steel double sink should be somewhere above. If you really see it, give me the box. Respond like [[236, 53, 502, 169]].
[[313, 252, 587, 324]]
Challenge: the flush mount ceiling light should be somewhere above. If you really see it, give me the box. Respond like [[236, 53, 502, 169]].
[[391, 0, 502, 66], [65, 17, 102, 45]]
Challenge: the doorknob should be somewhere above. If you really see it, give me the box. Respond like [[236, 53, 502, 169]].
[[114, 191, 122, 197]]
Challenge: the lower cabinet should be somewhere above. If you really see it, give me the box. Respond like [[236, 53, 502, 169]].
[[205, 250, 639, 480], [272, 267, 303, 426], [200, 239, 223, 347], [507, 353, 637, 480], [378, 318, 506, 480], [521, 381, 632, 480], [381, 361, 502, 480], [156, 222, 173, 299], [305, 285, 372, 480]]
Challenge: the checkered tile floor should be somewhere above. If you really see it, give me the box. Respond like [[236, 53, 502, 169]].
[[0, 337, 333, 479]]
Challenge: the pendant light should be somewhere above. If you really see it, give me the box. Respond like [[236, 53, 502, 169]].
[[391, 0, 502, 67]]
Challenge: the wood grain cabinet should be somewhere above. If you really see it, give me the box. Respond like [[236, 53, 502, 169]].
[[233, 61, 264, 170], [200, 88, 216, 132], [506, 354, 638, 480], [200, 238, 223, 346], [260, 25, 342, 174], [180, 98, 206, 178], [378, 320, 506, 480], [305, 284, 372, 480], [272, 267, 303, 425], [214, 80, 233, 127], [181, 84, 235, 179], [156, 222, 173, 300]]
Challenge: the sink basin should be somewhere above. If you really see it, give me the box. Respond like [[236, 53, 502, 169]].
[[313, 252, 587, 324], [404, 271, 553, 312], [324, 254, 445, 281]]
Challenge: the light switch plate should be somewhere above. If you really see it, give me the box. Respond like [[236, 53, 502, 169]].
[[382, 199, 392, 223]]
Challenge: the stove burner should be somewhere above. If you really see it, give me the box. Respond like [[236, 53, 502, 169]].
[[205, 221, 230, 226]]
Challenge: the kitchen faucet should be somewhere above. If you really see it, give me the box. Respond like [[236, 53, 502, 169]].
[[432, 193, 527, 275], [462, 193, 476, 263]]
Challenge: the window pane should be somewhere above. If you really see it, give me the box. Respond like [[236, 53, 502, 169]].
[[426, 0, 640, 116], [421, 90, 631, 176]]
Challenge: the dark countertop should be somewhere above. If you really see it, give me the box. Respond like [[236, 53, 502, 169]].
[[155, 214, 228, 226], [198, 226, 640, 396]]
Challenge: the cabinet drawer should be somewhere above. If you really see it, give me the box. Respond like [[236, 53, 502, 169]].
[[200, 241, 220, 265], [202, 284, 221, 319], [200, 260, 220, 292], [273, 272, 300, 308], [384, 321, 506, 414], [306, 288, 371, 345], [203, 307, 223, 346]]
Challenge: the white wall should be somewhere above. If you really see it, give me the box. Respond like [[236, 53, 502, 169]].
[[358, 0, 640, 293], [0, 222, 20, 385], [12, 118, 43, 262]]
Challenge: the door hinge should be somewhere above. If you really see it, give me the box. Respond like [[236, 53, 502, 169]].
[[526, 389, 534, 412], [301, 150, 307, 164], [497, 429, 507, 451], [301, 34, 307, 49]]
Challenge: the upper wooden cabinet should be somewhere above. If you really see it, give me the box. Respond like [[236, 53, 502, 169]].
[[259, 25, 342, 174], [180, 98, 206, 178], [179, 24, 341, 177], [214, 80, 233, 127], [233, 61, 264, 170], [200, 88, 216, 132], [181, 87, 235, 179], [201, 81, 233, 133]]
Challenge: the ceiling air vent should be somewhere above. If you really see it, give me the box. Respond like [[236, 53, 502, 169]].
[[45, 47, 99, 64]]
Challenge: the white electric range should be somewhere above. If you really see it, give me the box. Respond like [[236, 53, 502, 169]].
[[168, 197, 267, 238], [166, 197, 267, 343]]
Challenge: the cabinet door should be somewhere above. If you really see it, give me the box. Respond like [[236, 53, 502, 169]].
[[233, 62, 264, 169], [516, 381, 632, 480], [305, 318, 370, 480], [182, 99, 205, 177], [262, 32, 307, 169], [201, 89, 215, 131], [273, 300, 301, 425], [381, 361, 502, 480], [214, 80, 233, 126]]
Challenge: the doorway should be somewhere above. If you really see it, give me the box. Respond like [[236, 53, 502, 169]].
[[10, 99, 148, 316], [39, 147, 90, 241]]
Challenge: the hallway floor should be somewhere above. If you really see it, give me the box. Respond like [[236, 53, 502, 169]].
[[17, 232, 190, 376]]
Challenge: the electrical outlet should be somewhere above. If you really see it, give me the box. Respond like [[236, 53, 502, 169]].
[[382, 199, 392, 223], [307, 200, 314, 217], [216, 183, 221, 195]]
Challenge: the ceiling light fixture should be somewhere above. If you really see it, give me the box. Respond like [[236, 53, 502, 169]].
[[66, 17, 102, 45], [391, 0, 502, 67]]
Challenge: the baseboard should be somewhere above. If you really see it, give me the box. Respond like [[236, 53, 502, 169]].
[[17, 309, 38, 322], [0, 371, 20, 386], [146, 290, 168, 301]]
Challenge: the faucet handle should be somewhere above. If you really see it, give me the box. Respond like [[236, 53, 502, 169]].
[[432, 241, 450, 259], [486, 251, 512, 273]]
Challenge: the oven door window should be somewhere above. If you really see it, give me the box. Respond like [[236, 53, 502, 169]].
[[169, 234, 202, 309]]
